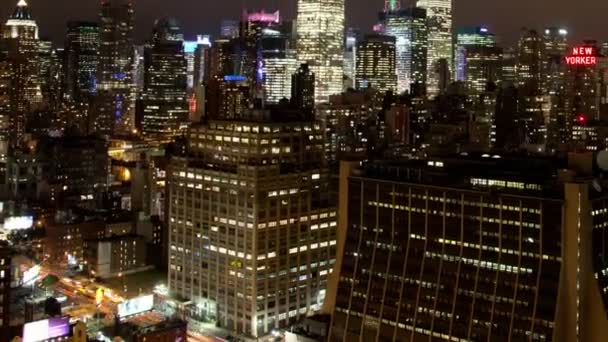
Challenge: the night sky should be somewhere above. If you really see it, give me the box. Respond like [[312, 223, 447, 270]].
[[1, 0, 606, 46]]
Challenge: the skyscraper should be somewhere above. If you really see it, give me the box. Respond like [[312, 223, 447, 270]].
[[417, 0, 454, 97], [140, 17, 188, 138], [455, 27, 497, 82], [291, 64, 315, 114], [94, 0, 135, 136], [517, 28, 544, 94], [380, 7, 428, 94], [168, 109, 336, 337], [355, 34, 397, 93], [327, 155, 608, 342], [296, 0, 344, 103], [64, 21, 99, 105], [343, 28, 360, 90], [464, 46, 503, 95], [241, 10, 297, 105], [1, 0, 42, 143], [516, 29, 545, 146], [543, 28, 569, 150]]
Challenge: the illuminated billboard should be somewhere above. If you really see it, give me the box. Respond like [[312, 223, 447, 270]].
[[23, 317, 70, 342], [3, 216, 34, 230], [565, 46, 597, 66], [117, 294, 154, 318]]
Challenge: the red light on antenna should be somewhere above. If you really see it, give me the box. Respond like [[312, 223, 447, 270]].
[[577, 114, 587, 125]]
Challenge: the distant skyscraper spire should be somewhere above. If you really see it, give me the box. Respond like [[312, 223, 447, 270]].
[[385, 0, 400, 11]]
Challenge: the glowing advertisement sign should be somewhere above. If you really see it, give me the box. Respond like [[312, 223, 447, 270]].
[[22, 265, 41, 286], [3, 216, 33, 230], [247, 10, 280, 23], [565, 46, 597, 66], [23, 317, 70, 342], [117, 294, 154, 318]]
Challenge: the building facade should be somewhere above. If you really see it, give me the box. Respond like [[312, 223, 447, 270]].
[[417, 0, 453, 97], [355, 34, 397, 94], [168, 111, 336, 337], [140, 17, 188, 138], [327, 155, 608, 342], [95, 0, 135, 135], [455, 27, 496, 82], [380, 8, 427, 94], [64, 21, 99, 107], [296, 0, 344, 103]]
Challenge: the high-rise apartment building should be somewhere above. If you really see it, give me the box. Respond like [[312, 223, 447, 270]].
[[95, 0, 135, 135], [64, 21, 100, 104], [327, 154, 608, 342], [296, 0, 344, 103], [355, 34, 397, 93], [455, 27, 497, 82], [140, 17, 188, 138], [417, 0, 453, 97], [168, 109, 336, 337], [380, 7, 428, 94]]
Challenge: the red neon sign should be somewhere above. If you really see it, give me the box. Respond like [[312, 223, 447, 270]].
[[565, 46, 597, 66]]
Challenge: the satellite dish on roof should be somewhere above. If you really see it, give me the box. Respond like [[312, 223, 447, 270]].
[[598, 150, 608, 171]]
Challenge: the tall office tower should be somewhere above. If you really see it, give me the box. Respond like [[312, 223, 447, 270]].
[[517, 29, 546, 146], [206, 75, 252, 119], [261, 30, 297, 104], [455, 27, 497, 82], [291, 64, 315, 114], [296, 0, 345, 103], [241, 10, 298, 104], [184, 36, 210, 90], [2, 0, 42, 143], [0, 247, 10, 342], [417, 0, 454, 97], [355, 34, 397, 93], [193, 35, 212, 88], [168, 109, 336, 337], [543, 27, 568, 93], [327, 154, 608, 342], [64, 22, 100, 106], [220, 20, 240, 39], [343, 28, 359, 90], [501, 48, 517, 85], [205, 39, 231, 83], [95, 0, 135, 136], [132, 45, 144, 94], [517, 28, 544, 94], [380, 7, 428, 94], [37, 39, 57, 106], [139, 18, 188, 138], [543, 28, 569, 150], [465, 46, 503, 95]]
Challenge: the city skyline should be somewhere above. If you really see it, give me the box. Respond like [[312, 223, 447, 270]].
[[1, 0, 605, 45]]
